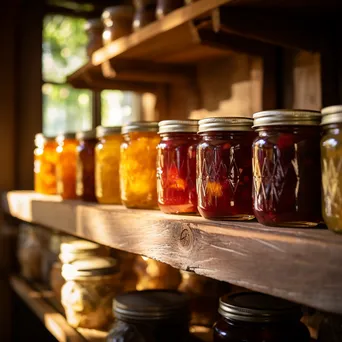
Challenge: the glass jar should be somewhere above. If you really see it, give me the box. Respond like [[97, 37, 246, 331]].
[[56, 133, 78, 200], [214, 292, 311, 342], [252, 110, 322, 227], [61, 257, 122, 329], [197, 117, 255, 220], [133, 7, 156, 31], [102, 6, 134, 45], [321, 105, 342, 233], [157, 120, 199, 214], [76, 130, 97, 202], [34, 133, 57, 195], [95, 126, 122, 204], [120, 122, 159, 209], [85, 19, 103, 57], [107, 290, 190, 342], [156, 0, 184, 19]]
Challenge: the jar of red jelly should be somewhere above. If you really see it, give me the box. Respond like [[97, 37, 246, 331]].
[[76, 130, 97, 202], [214, 292, 311, 342], [157, 120, 198, 214], [197, 117, 255, 220], [252, 110, 322, 227]]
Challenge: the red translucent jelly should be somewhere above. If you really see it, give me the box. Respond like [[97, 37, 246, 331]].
[[157, 121, 199, 214], [197, 118, 255, 220], [252, 110, 322, 227]]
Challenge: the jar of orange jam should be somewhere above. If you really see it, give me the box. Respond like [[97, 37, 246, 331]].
[[34, 134, 57, 195], [95, 126, 122, 204], [56, 133, 78, 200], [120, 122, 159, 209]]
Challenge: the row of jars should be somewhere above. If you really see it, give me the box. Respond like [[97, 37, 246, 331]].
[[34, 106, 342, 232], [86, 1, 190, 57]]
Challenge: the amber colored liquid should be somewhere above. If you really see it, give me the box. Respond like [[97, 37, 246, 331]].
[[157, 133, 198, 214], [252, 126, 321, 227], [197, 131, 256, 220], [56, 139, 78, 200], [34, 141, 58, 195], [120, 132, 159, 209]]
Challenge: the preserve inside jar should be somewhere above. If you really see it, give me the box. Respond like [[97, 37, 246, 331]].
[[56, 133, 78, 200], [252, 110, 322, 227], [120, 122, 159, 209], [157, 120, 199, 214], [95, 126, 122, 204], [213, 292, 311, 342], [62, 257, 122, 329], [197, 117, 255, 220], [85, 18, 103, 57], [321, 105, 342, 233], [34, 133, 57, 195], [76, 130, 97, 202], [107, 290, 190, 342]]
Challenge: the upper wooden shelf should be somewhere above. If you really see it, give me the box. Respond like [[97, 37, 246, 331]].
[[3, 191, 342, 314]]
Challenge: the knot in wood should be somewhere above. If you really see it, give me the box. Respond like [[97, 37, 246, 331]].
[[179, 226, 194, 251]]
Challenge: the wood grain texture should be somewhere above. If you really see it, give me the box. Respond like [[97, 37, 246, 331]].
[[3, 191, 342, 314]]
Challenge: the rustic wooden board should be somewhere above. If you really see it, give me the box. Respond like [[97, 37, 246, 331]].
[[4, 191, 342, 314]]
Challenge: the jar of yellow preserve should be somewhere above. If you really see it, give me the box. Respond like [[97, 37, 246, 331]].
[[321, 105, 342, 233], [95, 126, 122, 204], [120, 122, 159, 209]]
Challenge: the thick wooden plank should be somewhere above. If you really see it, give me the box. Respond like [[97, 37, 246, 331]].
[[3, 191, 342, 314]]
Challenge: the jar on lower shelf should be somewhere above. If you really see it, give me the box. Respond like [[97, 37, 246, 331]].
[[107, 290, 190, 342], [157, 120, 199, 214], [321, 105, 342, 233], [120, 122, 159, 209], [252, 110, 322, 227], [213, 292, 311, 342], [197, 117, 255, 220], [95, 126, 122, 204], [61, 257, 122, 329], [56, 133, 78, 200]]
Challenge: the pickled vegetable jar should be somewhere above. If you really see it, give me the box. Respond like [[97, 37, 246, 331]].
[[107, 290, 190, 342], [321, 105, 342, 233], [76, 130, 97, 202], [197, 117, 255, 220], [214, 292, 310, 342], [157, 120, 198, 214], [61, 257, 122, 329], [120, 122, 159, 209], [95, 126, 122, 204], [34, 133, 57, 195], [56, 133, 78, 200], [252, 110, 322, 227]]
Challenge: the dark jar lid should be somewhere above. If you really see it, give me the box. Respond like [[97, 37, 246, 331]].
[[76, 129, 97, 140], [96, 126, 122, 138], [158, 120, 198, 134], [114, 290, 190, 322], [321, 105, 342, 125], [253, 109, 321, 128], [122, 121, 159, 134], [219, 292, 303, 323], [102, 6, 134, 20], [198, 117, 253, 132], [56, 132, 76, 143]]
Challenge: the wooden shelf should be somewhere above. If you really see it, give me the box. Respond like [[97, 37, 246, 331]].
[[3, 191, 342, 314], [10, 275, 107, 342]]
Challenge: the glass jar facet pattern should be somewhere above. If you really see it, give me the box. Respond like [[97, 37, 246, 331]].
[[252, 110, 322, 227], [197, 118, 255, 220], [120, 122, 159, 209]]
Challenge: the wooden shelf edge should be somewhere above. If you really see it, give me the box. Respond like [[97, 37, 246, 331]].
[[4, 191, 342, 314]]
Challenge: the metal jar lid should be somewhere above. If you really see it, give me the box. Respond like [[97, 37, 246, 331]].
[[321, 105, 342, 125], [114, 290, 190, 322], [60, 239, 102, 255], [96, 126, 122, 138], [253, 109, 321, 128], [158, 120, 198, 134], [102, 6, 134, 20], [219, 292, 302, 323], [198, 117, 253, 133], [122, 121, 159, 134], [62, 257, 119, 280], [56, 132, 76, 144], [76, 129, 97, 140]]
